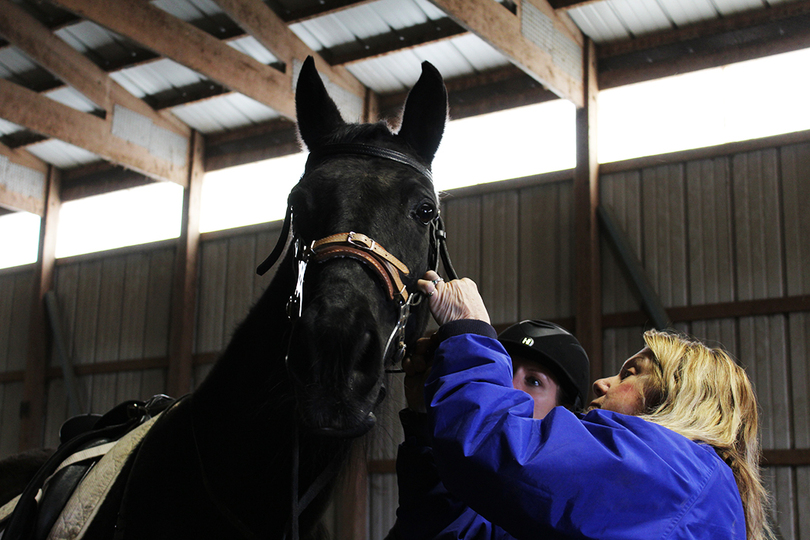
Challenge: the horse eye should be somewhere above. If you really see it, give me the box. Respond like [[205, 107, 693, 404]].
[[415, 203, 436, 224]]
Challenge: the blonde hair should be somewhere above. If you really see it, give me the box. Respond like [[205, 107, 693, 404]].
[[639, 329, 774, 540]]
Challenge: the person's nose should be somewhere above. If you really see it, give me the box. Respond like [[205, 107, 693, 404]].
[[593, 377, 610, 397]]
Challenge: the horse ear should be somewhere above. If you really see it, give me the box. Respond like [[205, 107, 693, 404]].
[[296, 56, 346, 150], [397, 61, 448, 165]]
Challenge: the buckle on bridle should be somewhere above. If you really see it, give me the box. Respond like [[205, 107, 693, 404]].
[[287, 239, 313, 320], [346, 231, 375, 251]]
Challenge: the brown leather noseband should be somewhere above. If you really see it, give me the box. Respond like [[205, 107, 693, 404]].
[[311, 231, 411, 303]]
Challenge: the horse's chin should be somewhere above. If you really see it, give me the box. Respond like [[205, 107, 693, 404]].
[[296, 384, 384, 439], [308, 411, 376, 438]]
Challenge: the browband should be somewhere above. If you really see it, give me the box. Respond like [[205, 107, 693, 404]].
[[305, 143, 433, 183]]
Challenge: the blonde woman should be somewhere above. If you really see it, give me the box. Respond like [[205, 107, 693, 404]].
[[413, 271, 772, 540]]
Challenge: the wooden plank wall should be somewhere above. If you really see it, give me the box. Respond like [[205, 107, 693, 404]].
[[0, 138, 808, 539], [39, 245, 176, 449], [600, 142, 810, 539], [0, 268, 34, 457]]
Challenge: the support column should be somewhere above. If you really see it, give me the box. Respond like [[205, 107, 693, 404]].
[[167, 131, 204, 397], [19, 166, 60, 451], [573, 38, 603, 388]]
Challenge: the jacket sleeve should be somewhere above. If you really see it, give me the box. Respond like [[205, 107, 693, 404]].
[[424, 328, 746, 540], [390, 409, 514, 540]]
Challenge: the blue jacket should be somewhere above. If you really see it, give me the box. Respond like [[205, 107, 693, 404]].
[[400, 320, 746, 540]]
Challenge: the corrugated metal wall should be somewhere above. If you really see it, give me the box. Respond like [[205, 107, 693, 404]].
[[0, 138, 808, 538]]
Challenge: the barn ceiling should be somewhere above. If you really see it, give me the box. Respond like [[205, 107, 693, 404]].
[[1, 0, 809, 216]]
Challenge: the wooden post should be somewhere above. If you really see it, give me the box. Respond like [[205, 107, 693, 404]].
[[167, 131, 204, 397], [573, 38, 602, 388], [336, 444, 368, 540], [19, 166, 60, 451]]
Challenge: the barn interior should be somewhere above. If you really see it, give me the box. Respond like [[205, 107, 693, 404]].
[[1, 0, 809, 537]]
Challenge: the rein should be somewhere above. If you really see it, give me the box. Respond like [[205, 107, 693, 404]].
[[254, 143, 458, 540]]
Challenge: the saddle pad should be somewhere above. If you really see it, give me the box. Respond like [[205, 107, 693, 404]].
[[45, 414, 160, 540]]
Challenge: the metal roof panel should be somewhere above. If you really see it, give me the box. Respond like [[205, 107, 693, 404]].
[[226, 36, 279, 64], [567, 3, 632, 43], [110, 59, 205, 98], [712, 0, 767, 16], [170, 92, 280, 134], [44, 86, 97, 113], [659, 0, 719, 26], [609, 0, 674, 37], [26, 139, 101, 169]]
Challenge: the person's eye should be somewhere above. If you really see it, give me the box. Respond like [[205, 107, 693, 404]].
[[526, 377, 541, 387], [620, 367, 635, 380]]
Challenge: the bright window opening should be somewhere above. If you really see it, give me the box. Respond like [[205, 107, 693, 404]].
[[432, 99, 577, 191], [0, 211, 41, 268], [198, 99, 577, 233], [2, 47, 810, 269], [55, 182, 184, 259], [200, 152, 307, 233], [598, 47, 810, 163]]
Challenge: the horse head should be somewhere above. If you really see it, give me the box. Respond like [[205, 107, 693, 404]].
[[283, 56, 447, 438]]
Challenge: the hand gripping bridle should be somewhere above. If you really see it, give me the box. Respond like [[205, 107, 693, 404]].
[[255, 143, 457, 540]]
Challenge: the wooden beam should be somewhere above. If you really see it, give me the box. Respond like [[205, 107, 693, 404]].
[[0, 141, 49, 215], [429, 0, 584, 106], [205, 118, 300, 172], [0, 0, 189, 137], [598, 2, 810, 89], [167, 131, 204, 397], [19, 166, 60, 451], [380, 65, 560, 122], [0, 78, 188, 186], [573, 39, 601, 385], [334, 446, 368, 540], [49, 0, 298, 120], [61, 164, 155, 201], [213, 0, 367, 103], [603, 295, 810, 329], [761, 449, 810, 467]]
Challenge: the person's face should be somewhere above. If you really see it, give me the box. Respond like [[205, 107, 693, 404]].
[[589, 347, 656, 416], [511, 356, 561, 419]]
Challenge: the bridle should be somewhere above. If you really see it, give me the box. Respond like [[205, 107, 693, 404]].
[[255, 143, 457, 540], [256, 143, 457, 365]]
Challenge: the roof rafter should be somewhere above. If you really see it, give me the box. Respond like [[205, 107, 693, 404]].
[[428, 0, 585, 106], [213, 0, 367, 103], [0, 0, 189, 137], [48, 0, 299, 120], [0, 77, 188, 186]]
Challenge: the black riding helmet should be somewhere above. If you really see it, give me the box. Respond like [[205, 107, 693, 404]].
[[498, 320, 590, 411]]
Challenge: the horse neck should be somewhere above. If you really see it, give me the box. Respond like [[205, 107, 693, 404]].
[[189, 249, 353, 535]]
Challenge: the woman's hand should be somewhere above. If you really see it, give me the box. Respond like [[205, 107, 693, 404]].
[[417, 270, 490, 326]]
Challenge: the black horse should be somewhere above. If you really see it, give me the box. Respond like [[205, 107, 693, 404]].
[[2, 56, 448, 539]]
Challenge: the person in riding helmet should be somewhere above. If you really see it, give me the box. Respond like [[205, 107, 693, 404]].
[[386, 319, 590, 539], [402, 271, 772, 540]]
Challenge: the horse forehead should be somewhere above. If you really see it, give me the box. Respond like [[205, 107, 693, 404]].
[[303, 164, 433, 207]]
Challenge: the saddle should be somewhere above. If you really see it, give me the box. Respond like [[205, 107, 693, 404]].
[[0, 394, 176, 540]]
